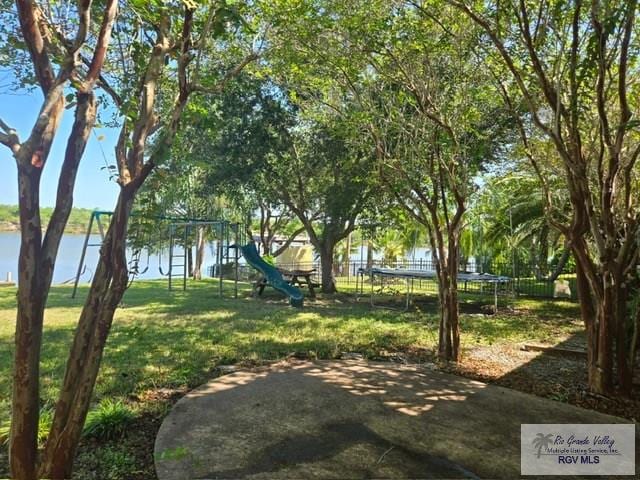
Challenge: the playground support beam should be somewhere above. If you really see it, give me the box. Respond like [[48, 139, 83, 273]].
[[71, 212, 107, 299], [72, 211, 246, 298]]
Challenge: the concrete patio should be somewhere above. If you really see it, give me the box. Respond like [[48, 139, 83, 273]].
[[154, 360, 632, 479]]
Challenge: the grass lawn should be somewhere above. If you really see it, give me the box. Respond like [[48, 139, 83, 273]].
[[0, 279, 583, 479]]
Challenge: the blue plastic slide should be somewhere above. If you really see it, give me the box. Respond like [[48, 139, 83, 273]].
[[240, 243, 304, 308]]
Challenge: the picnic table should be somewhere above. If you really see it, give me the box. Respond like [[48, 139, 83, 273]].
[[254, 268, 319, 298]]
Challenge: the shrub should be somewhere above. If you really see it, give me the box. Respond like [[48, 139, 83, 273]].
[[0, 407, 53, 446], [83, 399, 136, 440]]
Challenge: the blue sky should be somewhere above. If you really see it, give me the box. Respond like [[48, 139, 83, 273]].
[[0, 89, 121, 209]]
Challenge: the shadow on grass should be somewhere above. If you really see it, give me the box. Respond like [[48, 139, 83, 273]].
[[0, 279, 583, 426], [0, 280, 436, 420], [0, 278, 598, 478]]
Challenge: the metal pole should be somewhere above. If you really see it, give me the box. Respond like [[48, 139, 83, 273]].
[[370, 269, 375, 307], [405, 278, 410, 311], [218, 223, 224, 297], [345, 232, 352, 280], [224, 221, 230, 296], [95, 215, 105, 240], [234, 223, 239, 299], [71, 212, 96, 299], [168, 225, 174, 291], [183, 224, 188, 291]]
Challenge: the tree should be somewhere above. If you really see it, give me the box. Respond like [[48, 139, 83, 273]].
[[290, 0, 507, 359], [261, 0, 511, 353], [471, 170, 572, 281], [277, 120, 377, 292], [185, 72, 379, 292], [376, 3, 510, 360], [1, 1, 257, 476], [453, 0, 640, 395], [167, 73, 308, 259], [0, 2, 118, 477]]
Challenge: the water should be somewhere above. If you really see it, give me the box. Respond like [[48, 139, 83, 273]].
[[0, 232, 171, 285], [348, 245, 432, 263], [0, 232, 442, 285]]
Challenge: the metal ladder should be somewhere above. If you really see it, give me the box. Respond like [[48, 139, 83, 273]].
[[71, 211, 109, 298], [168, 223, 190, 291]]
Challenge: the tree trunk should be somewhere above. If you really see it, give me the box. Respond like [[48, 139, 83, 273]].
[[437, 274, 460, 361], [192, 226, 206, 280], [572, 244, 629, 396], [615, 275, 632, 395], [319, 242, 337, 293], [10, 162, 45, 480], [10, 82, 91, 480], [366, 240, 374, 269], [39, 189, 135, 478], [575, 260, 598, 376], [187, 244, 193, 277], [541, 245, 571, 282], [436, 235, 461, 362]]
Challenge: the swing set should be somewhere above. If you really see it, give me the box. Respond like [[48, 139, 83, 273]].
[[71, 210, 246, 299]]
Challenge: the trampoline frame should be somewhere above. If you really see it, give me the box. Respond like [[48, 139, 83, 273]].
[[357, 267, 511, 312]]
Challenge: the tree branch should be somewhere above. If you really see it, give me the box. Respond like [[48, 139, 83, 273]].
[[0, 118, 20, 153], [86, 0, 119, 85], [16, 0, 57, 94], [191, 52, 259, 94], [272, 225, 307, 257]]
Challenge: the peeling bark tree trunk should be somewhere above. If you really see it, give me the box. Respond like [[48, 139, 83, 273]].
[[428, 221, 462, 362], [437, 272, 460, 361], [443, 240, 461, 361], [570, 219, 632, 395], [39, 189, 135, 478], [10, 80, 67, 480], [12, 159, 49, 480], [5, 2, 118, 477]]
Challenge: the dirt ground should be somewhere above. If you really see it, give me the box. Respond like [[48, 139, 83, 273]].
[[435, 343, 640, 422]]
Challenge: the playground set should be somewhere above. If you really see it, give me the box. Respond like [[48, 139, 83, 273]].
[[72, 210, 308, 306], [72, 210, 511, 311]]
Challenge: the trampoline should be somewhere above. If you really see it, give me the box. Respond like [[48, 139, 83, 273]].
[[357, 267, 511, 312]]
